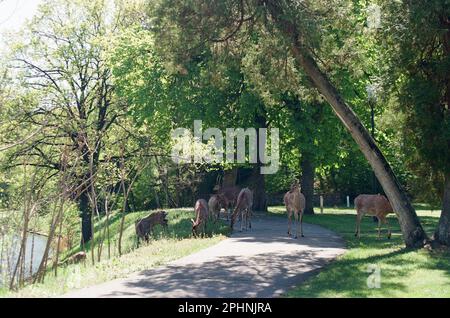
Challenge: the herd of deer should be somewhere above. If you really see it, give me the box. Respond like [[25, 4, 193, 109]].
[[135, 183, 395, 244]]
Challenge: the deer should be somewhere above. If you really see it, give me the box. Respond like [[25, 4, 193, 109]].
[[214, 185, 241, 221], [135, 211, 168, 246], [208, 194, 227, 222], [192, 199, 209, 238], [354, 194, 393, 239], [230, 188, 253, 232], [284, 183, 306, 239], [61, 251, 87, 266]]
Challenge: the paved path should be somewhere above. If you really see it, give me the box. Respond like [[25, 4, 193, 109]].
[[64, 214, 346, 298]]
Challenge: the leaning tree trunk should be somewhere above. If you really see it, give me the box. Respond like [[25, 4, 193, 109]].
[[301, 155, 315, 215], [435, 173, 450, 245], [265, 1, 427, 247]]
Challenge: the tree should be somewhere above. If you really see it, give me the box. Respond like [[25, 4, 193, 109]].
[[147, 0, 426, 247], [380, 0, 450, 245], [263, 0, 427, 247], [3, 0, 122, 244], [110, 22, 273, 210]]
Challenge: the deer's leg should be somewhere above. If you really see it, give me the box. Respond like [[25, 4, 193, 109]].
[[355, 212, 362, 239], [300, 211, 305, 238], [245, 209, 248, 231], [386, 218, 391, 239], [377, 217, 382, 239], [287, 209, 292, 237], [294, 211, 300, 239], [230, 210, 235, 231], [246, 209, 249, 230], [381, 216, 391, 239]]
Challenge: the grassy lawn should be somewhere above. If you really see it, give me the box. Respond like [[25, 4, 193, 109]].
[[268, 206, 450, 298], [1, 209, 229, 298]]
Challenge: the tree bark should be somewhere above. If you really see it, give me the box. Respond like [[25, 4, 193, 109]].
[[252, 113, 268, 212], [435, 173, 450, 245], [301, 155, 315, 215], [223, 168, 239, 188], [79, 190, 92, 245], [265, 1, 427, 247], [250, 164, 268, 212]]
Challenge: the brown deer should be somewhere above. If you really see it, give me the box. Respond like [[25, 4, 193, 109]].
[[192, 199, 209, 238], [135, 211, 168, 246], [215, 185, 241, 221], [230, 188, 253, 232], [208, 194, 227, 222], [61, 251, 87, 265], [284, 184, 306, 239], [354, 194, 393, 239]]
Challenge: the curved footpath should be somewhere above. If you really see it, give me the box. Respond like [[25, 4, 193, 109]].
[[64, 213, 346, 298]]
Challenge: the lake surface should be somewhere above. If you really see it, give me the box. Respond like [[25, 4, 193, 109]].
[[0, 232, 49, 287]]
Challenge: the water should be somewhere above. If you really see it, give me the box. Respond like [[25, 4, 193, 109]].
[[0, 232, 49, 287]]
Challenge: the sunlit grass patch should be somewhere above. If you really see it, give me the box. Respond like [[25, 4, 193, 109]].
[[271, 205, 450, 298]]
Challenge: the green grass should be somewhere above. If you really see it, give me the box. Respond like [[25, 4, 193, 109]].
[[268, 206, 450, 298], [1, 209, 229, 298]]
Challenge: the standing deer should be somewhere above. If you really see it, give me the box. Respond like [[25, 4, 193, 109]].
[[284, 184, 306, 239], [230, 188, 253, 232], [215, 185, 241, 221], [208, 194, 227, 222], [354, 194, 393, 239], [192, 199, 209, 238], [135, 211, 168, 246]]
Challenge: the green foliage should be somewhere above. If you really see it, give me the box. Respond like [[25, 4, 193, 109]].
[[379, 0, 450, 202]]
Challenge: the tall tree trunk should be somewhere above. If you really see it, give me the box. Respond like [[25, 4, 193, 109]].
[[250, 164, 268, 212], [435, 13, 450, 246], [79, 190, 92, 245], [223, 168, 239, 187], [301, 155, 315, 215], [435, 173, 450, 245], [252, 113, 268, 212], [265, 1, 427, 247]]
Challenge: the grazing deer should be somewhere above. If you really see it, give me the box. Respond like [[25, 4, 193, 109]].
[[135, 211, 168, 246], [192, 199, 209, 238], [215, 185, 241, 221], [354, 194, 393, 239], [208, 194, 227, 222], [284, 184, 306, 239], [61, 251, 87, 265], [230, 188, 253, 232]]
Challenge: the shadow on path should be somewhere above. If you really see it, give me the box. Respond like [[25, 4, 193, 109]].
[[65, 214, 346, 298]]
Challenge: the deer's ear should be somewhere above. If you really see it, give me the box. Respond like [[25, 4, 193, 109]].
[[191, 219, 195, 225]]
